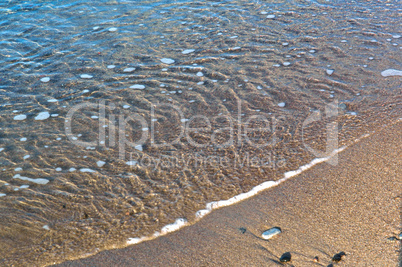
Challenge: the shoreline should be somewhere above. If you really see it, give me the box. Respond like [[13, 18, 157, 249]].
[[56, 120, 401, 266]]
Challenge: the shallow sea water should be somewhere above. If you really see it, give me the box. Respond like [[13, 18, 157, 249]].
[[0, 0, 401, 265]]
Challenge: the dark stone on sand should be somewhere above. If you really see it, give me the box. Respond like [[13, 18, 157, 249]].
[[239, 227, 246, 234], [332, 251, 346, 262], [279, 252, 291, 263], [313, 256, 319, 262]]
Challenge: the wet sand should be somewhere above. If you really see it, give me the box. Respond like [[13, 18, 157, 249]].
[[56, 120, 401, 266]]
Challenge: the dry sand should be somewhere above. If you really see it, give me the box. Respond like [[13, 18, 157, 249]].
[[56, 121, 401, 267]]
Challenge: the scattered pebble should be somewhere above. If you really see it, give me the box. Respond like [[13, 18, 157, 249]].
[[108, 27, 117, 32], [278, 102, 286, 107], [161, 58, 175, 64], [196, 72, 204, 77], [35, 111, 50, 121], [313, 256, 319, 262], [266, 14, 275, 19], [326, 69, 334, 75], [130, 84, 145, 89], [123, 105, 130, 109], [55, 167, 62, 172], [43, 225, 50, 230], [13, 114, 27, 121], [40, 77, 50, 83], [47, 99, 58, 103], [107, 65, 116, 69], [97, 161, 106, 167], [123, 67, 136, 72], [135, 145, 143, 151], [20, 137, 27, 142], [381, 69, 402, 77], [80, 74, 93, 79], [182, 49, 195, 54], [332, 252, 346, 263], [261, 227, 282, 239], [279, 252, 291, 263], [23, 155, 30, 160], [283, 62, 291, 66]]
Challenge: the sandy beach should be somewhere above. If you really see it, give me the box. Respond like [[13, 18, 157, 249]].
[[55, 121, 401, 266]]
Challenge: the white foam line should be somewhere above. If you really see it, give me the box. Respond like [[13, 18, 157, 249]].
[[125, 140, 363, 247]]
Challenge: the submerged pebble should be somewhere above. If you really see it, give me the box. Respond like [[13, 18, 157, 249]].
[[381, 69, 402, 77], [266, 14, 275, 19], [35, 112, 50, 121], [80, 74, 93, 79], [40, 77, 50, 83], [130, 84, 145, 89], [161, 58, 175, 64], [278, 102, 286, 107], [261, 227, 281, 239], [182, 49, 195, 54], [123, 67, 136, 72], [13, 114, 27, 121]]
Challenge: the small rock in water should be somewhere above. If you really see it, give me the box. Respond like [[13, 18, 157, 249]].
[[161, 58, 175, 64], [261, 227, 281, 239], [35, 112, 50, 121], [182, 49, 195, 54], [40, 77, 50, 83], [108, 27, 117, 32], [81, 74, 93, 79], [14, 114, 27, 121], [326, 69, 334, 75], [279, 252, 291, 263], [123, 67, 136, 72], [130, 84, 145, 89], [381, 69, 402, 77], [266, 14, 275, 19], [332, 252, 346, 262]]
